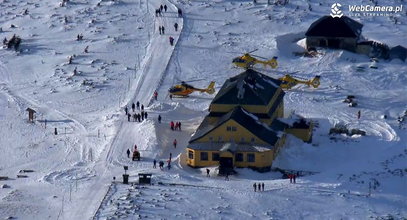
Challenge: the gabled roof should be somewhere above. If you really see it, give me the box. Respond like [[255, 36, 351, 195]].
[[305, 16, 363, 38], [190, 106, 280, 146], [212, 69, 283, 105]]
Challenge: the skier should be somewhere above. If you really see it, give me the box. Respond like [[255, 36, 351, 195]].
[[178, 122, 182, 131], [141, 111, 144, 120], [137, 113, 141, 122], [144, 111, 148, 119], [167, 159, 171, 170], [155, 9, 159, 17], [126, 149, 130, 158], [357, 110, 361, 120], [158, 115, 162, 123], [133, 113, 137, 122], [206, 168, 210, 177], [141, 104, 144, 111], [262, 183, 264, 191], [162, 26, 165, 34], [136, 101, 140, 110], [169, 94, 173, 100], [153, 159, 157, 168], [293, 174, 296, 184], [164, 4, 167, 12], [289, 174, 293, 183], [169, 36, 174, 46], [124, 106, 128, 115], [258, 183, 261, 191], [159, 26, 162, 35], [159, 161, 164, 169], [253, 183, 257, 192], [173, 139, 177, 148], [154, 91, 158, 101], [160, 5, 163, 11], [170, 121, 174, 130], [132, 103, 135, 112], [174, 23, 178, 32], [127, 113, 131, 122]]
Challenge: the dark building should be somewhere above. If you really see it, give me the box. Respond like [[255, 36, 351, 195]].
[[305, 16, 363, 52]]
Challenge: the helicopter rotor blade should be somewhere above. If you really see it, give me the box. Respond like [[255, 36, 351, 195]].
[[251, 54, 268, 59], [247, 49, 258, 54]]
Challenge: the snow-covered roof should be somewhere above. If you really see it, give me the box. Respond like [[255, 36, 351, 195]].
[[211, 69, 283, 105], [187, 142, 273, 152]]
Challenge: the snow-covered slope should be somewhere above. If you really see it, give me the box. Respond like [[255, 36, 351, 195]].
[[0, 0, 406, 219]]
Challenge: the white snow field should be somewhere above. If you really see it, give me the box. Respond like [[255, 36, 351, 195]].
[[0, 0, 406, 219]]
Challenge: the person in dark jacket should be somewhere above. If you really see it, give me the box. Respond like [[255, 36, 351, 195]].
[[174, 23, 178, 32], [126, 149, 130, 158], [124, 106, 128, 115], [253, 183, 257, 192], [261, 183, 264, 191], [153, 159, 157, 168], [169, 36, 174, 46], [144, 111, 148, 119], [141, 104, 144, 111], [127, 113, 131, 122], [132, 103, 135, 112], [158, 115, 162, 123], [162, 26, 165, 35], [164, 5, 167, 12]]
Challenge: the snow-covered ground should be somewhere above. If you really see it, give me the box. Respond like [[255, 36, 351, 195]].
[[0, 0, 406, 219]]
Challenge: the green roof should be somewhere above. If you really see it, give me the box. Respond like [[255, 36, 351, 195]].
[[190, 106, 280, 146], [212, 69, 283, 105]]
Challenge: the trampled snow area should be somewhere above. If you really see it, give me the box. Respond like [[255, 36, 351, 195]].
[[0, 0, 406, 219]]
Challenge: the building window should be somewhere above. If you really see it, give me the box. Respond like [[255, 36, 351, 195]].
[[226, 126, 237, 132], [247, 153, 255, 162], [212, 153, 220, 161], [200, 152, 208, 161], [235, 153, 243, 162], [188, 150, 194, 159]]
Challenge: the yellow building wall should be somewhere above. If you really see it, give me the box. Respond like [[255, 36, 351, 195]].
[[234, 150, 274, 168], [186, 149, 220, 167], [193, 120, 269, 145], [286, 127, 312, 142]]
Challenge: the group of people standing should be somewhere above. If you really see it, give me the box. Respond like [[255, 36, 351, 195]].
[[253, 183, 265, 192], [170, 121, 182, 130], [288, 173, 299, 184], [125, 102, 148, 122]]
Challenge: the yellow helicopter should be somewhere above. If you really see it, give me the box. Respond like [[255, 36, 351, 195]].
[[169, 81, 215, 97], [232, 49, 278, 69], [279, 75, 321, 90]]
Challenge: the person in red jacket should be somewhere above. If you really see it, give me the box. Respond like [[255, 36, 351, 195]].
[[170, 121, 174, 130]]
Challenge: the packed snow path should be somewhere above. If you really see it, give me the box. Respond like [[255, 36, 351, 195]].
[[67, 1, 183, 219]]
